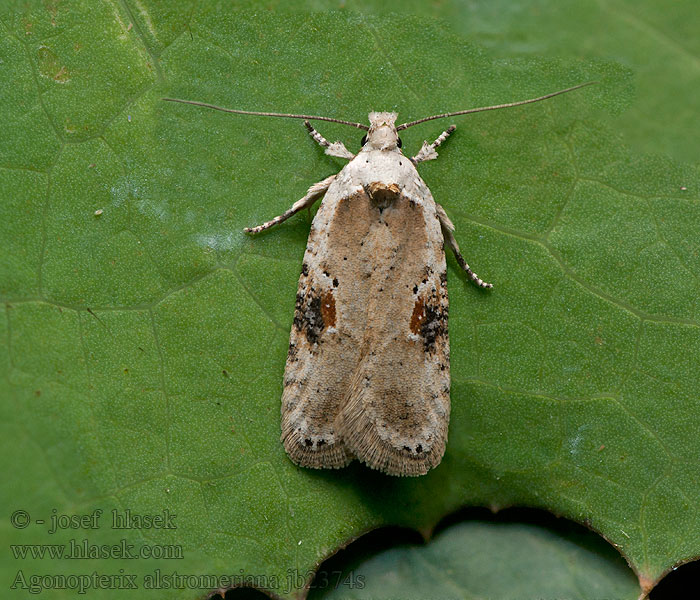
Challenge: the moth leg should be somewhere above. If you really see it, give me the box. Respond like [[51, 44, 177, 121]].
[[304, 120, 332, 149], [244, 174, 336, 234], [411, 124, 456, 164], [436, 202, 493, 289], [304, 120, 355, 160]]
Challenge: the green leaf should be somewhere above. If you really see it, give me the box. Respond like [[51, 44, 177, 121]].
[[2, 3, 698, 599], [263, 0, 700, 163], [311, 517, 640, 600], [442, 0, 700, 163]]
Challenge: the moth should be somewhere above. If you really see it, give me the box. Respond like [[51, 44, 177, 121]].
[[164, 82, 593, 476]]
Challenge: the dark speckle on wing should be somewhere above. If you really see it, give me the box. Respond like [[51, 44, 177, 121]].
[[293, 286, 336, 346]]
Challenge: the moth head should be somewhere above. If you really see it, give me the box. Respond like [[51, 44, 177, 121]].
[[363, 112, 402, 151]]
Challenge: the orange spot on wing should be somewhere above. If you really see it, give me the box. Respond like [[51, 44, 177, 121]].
[[321, 290, 336, 327], [410, 298, 425, 334]]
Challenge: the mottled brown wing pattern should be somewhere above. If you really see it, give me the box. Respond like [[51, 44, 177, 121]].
[[334, 184, 450, 476], [281, 180, 450, 476], [280, 186, 369, 469]]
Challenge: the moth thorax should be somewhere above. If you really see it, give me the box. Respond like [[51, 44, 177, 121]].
[[366, 182, 400, 209]]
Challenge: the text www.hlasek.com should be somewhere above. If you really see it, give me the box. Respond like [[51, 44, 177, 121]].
[[10, 539, 183, 561]]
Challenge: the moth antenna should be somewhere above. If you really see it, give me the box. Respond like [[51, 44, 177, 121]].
[[396, 82, 597, 130], [162, 98, 370, 130]]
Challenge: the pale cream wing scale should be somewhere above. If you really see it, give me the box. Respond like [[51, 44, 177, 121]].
[[280, 176, 359, 469], [282, 151, 450, 476]]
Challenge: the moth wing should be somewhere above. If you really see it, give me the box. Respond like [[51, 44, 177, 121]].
[[280, 180, 367, 469], [334, 185, 451, 476]]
